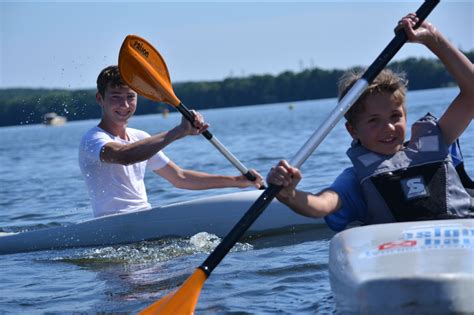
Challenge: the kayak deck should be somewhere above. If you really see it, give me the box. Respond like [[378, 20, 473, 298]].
[[329, 219, 474, 314]]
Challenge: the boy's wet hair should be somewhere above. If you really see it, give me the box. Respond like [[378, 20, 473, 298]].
[[339, 69, 408, 126], [96, 65, 126, 97]]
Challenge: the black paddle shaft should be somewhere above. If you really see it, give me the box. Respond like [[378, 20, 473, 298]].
[[198, 0, 440, 276], [175, 102, 214, 141], [200, 184, 282, 275], [363, 0, 440, 83]]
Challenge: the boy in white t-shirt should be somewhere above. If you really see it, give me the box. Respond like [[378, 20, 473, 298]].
[[79, 65, 263, 217]]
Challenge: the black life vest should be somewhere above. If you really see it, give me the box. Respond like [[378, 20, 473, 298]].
[[347, 114, 473, 223]]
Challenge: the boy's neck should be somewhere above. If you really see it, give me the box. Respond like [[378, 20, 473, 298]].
[[98, 119, 128, 140]]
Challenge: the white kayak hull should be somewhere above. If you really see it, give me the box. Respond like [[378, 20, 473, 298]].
[[1, 190, 324, 255], [329, 219, 474, 314]]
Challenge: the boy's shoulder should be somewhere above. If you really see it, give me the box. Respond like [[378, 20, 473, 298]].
[[79, 126, 114, 153], [126, 127, 150, 140], [81, 126, 106, 141], [409, 112, 446, 150], [417, 112, 437, 122], [410, 112, 438, 133], [332, 167, 358, 187]]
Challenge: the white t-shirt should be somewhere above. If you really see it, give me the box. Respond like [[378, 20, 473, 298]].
[[78, 126, 169, 217]]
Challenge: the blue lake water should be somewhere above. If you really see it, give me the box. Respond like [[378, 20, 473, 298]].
[[0, 87, 472, 313]]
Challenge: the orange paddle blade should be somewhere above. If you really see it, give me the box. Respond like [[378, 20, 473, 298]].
[[139, 268, 207, 315], [118, 35, 181, 107]]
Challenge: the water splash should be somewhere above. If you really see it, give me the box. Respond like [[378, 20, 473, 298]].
[[51, 232, 253, 266], [190, 231, 253, 252]]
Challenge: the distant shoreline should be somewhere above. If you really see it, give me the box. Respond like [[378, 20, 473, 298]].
[[0, 51, 472, 127]]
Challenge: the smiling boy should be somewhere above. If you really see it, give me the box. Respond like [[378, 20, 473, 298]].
[[79, 65, 263, 217], [266, 13, 474, 231]]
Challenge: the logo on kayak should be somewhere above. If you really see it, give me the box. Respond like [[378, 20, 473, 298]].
[[361, 224, 474, 258], [133, 41, 149, 58], [378, 240, 416, 251]]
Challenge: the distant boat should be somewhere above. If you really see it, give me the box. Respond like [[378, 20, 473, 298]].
[[43, 112, 67, 126]]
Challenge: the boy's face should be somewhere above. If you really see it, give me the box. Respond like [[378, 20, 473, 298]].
[[97, 84, 138, 125], [346, 92, 406, 155]]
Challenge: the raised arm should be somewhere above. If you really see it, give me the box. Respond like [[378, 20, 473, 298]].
[[400, 13, 474, 145]]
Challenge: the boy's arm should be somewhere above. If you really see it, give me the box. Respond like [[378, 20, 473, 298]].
[[267, 160, 342, 217], [100, 126, 185, 165], [436, 32, 474, 145], [277, 189, 342, 218], [402, 14, 474, 145], [101, 111, 209, 165], [154, 161, 263, 189]]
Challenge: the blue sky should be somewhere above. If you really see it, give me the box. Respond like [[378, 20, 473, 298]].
[[1, 1, 473, 89]]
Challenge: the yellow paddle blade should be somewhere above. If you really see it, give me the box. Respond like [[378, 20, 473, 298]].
[[118, 35, 181, 107], [139, 268, 207, 315]]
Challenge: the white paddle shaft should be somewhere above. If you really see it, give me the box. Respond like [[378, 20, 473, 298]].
[[290, 79, 368, 168]]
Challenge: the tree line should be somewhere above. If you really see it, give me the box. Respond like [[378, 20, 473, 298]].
[[0, 51, 472, 127]]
